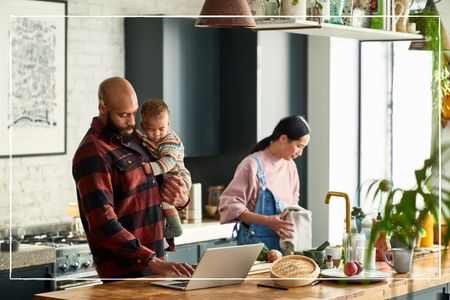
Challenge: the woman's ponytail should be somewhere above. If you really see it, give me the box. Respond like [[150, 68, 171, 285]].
[[251, 136, 273, 154]]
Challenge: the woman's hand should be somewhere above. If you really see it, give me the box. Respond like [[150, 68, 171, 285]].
[[160, 175, 188, 208], [267, 210, 294, 239], [147, 257, 195, 277]]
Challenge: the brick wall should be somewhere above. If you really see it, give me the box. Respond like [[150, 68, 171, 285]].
[[0, 0, 204, 230]]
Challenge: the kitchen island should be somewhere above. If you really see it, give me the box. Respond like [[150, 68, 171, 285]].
[[35, 252, 449, 300]]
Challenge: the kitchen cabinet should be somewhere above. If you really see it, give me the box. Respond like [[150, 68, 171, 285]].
[[124, 18, 307, 154], [167, 238, 236, 265], [0, 263, 54, 300], [124, 18, 259, 157], [125, 17, 309, 206], [166, 243, 198, 265], [125, 18, 221, 157], [391, 284, 448, 300]]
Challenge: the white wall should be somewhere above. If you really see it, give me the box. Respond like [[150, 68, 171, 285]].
[[307, 36, 359, 247], [257, 31, 291, 140], [0, 0, 204, 229], [307, 36, 331, 246]]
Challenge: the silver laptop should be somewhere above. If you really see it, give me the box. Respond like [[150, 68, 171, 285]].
[[151, 243, 264, 291]]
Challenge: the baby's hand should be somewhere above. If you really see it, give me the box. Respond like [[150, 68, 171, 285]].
[[142, 163, 153, 175]]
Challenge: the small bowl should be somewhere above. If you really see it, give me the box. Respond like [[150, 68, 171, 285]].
[[205, 205, 218, 217]]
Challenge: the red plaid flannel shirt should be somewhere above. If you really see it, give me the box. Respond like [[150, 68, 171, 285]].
[[72, 118, 165, 278]]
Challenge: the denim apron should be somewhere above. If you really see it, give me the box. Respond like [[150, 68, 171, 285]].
[[233, 154, 285, 251]]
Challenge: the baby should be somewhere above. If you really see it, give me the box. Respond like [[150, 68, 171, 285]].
[[139, 98, 192, 238]]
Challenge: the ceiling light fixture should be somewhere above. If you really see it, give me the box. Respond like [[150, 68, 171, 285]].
[[195, 0, 256, 28]]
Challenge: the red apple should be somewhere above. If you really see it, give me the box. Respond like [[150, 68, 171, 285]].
[[344, 261, 358, 276], [267, 249, 282, 262], [354, 261, 363, 275]]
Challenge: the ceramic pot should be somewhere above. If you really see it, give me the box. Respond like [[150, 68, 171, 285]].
[[280, 0, 306, 19], [434, 223, 449, 246], [395, 0, 412, 32], [247, 0, 265, 15]]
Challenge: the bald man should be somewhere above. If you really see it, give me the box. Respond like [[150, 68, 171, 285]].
[[72, 77, 194, 280]]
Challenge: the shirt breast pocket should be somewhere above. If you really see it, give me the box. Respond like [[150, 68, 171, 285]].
[[113, 154, 146, 192]]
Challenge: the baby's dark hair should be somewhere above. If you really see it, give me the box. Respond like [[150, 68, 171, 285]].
[[251, 115, 310, 153], [140, 98, 169, 119]]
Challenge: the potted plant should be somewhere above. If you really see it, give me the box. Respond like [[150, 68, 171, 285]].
[[366, 146, 450, 253]]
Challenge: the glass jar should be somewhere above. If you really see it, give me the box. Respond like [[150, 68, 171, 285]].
[[207, 185, 224, 207], [343, 233, 366, 264]]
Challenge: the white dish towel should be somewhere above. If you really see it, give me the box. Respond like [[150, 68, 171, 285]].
[[280, 205, 312, 252]]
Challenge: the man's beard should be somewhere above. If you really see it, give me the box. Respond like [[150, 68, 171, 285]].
[[106, 112, 135, 143]]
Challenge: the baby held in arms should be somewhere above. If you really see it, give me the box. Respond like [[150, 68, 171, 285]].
[[140, 98, 192, 238]]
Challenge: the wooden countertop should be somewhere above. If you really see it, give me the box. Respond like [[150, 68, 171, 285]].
[[35, 252, 449, 300], [0, 244, 55, 271]]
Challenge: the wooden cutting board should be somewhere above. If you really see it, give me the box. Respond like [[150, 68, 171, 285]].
[[248, 262, 272, 275]]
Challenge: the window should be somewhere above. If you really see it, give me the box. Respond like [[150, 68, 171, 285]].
[[359, 41, 432, 212]]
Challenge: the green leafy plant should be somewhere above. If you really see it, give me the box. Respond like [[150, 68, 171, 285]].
[[366, 146, 450, 251]]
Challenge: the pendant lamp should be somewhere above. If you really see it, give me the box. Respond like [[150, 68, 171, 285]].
[[196, 0, 256, 28]]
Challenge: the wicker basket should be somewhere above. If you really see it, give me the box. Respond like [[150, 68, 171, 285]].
[[270, 255, 320, 287]]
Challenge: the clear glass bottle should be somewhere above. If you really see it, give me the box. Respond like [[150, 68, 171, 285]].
[[361, 215, 373, 241], [351, 216, 358, 233]]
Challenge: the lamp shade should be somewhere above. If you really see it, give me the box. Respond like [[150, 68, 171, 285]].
[[196, 0, 256, 28]]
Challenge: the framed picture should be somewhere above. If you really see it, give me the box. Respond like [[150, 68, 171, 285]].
[[0, 0, 67, 157]]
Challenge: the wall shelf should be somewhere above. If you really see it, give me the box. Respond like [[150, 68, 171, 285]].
[[253, 18, 425, 42]]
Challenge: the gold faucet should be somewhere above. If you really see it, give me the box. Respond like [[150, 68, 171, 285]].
[[325, 191, 351, 234]]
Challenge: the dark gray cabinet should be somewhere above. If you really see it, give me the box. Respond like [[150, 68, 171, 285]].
[[0, 263, 54, 300], [166, 243, 199, 265], [125, 18, 260, 157], [125, 18, 221, 157], [125, 18, 309, 206]]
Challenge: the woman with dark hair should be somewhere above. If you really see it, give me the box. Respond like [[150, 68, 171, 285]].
[[219, 116, 311, 251]]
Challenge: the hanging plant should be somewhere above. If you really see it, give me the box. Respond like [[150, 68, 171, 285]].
[[410, 4, 450, 129], [442, 60, 450, 125]]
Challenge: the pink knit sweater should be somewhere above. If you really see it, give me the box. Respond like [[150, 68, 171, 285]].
[[219, 149, 300, 224]]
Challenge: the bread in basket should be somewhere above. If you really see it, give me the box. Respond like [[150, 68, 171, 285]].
[[270, 255, 320, 287]]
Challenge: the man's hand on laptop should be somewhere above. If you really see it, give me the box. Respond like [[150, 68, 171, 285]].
[[148, 257, 195, 277]]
